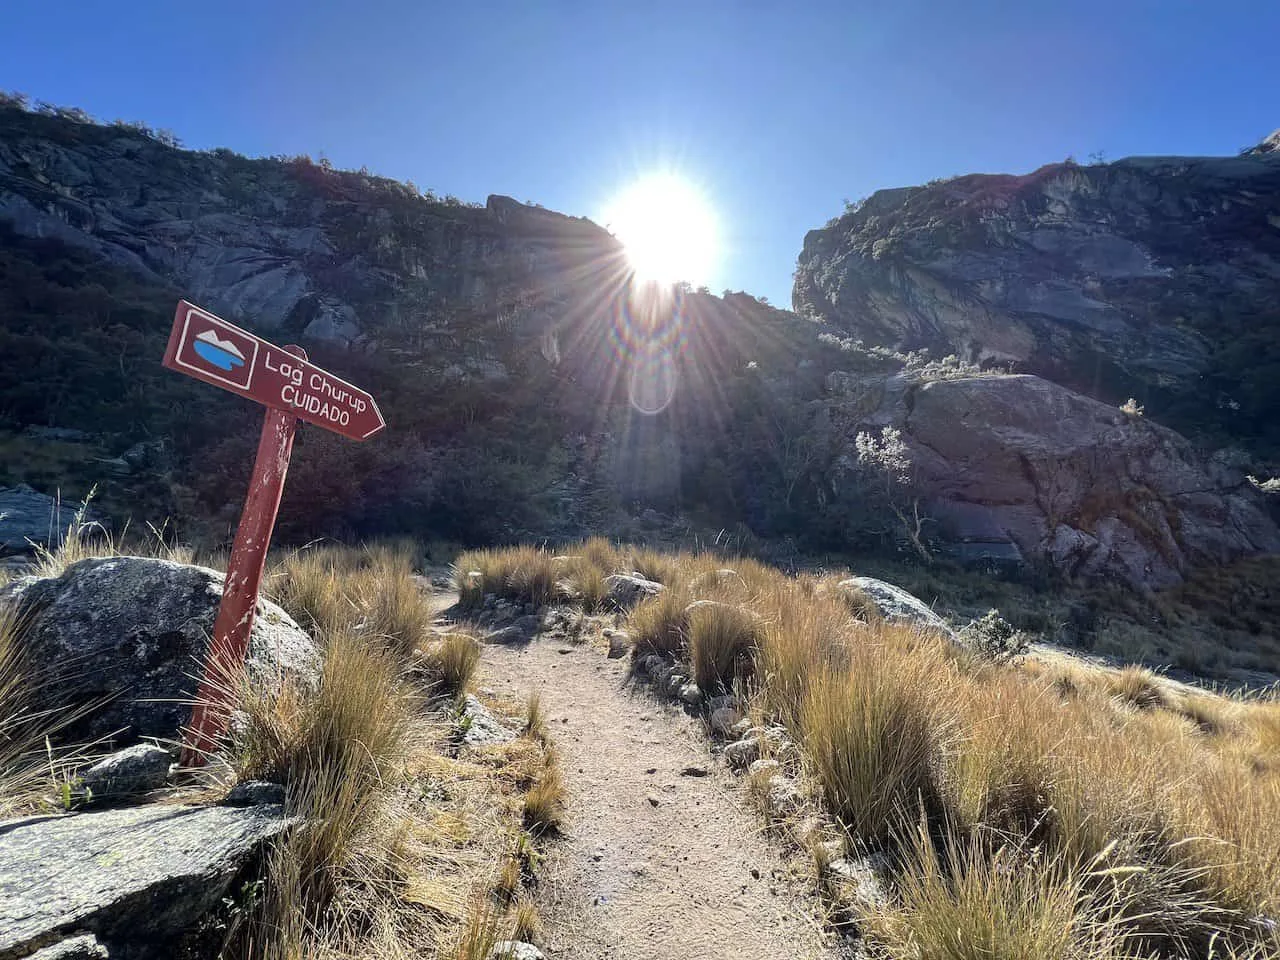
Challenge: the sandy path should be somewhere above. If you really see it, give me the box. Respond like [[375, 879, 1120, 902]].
[[476, 633, 840, 960]]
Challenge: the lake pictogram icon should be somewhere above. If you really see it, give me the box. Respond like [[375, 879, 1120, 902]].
[[193, 328, 247, 371]]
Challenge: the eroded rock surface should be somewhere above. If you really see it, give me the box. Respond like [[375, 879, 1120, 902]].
[[0, 804, 291, 960], [833, 373, 1280, 587]]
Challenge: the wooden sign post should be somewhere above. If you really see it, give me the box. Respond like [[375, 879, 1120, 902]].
[[163, 300, 385, 765]]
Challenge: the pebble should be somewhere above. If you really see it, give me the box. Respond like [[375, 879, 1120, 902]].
[[678, 682, 702, 705]]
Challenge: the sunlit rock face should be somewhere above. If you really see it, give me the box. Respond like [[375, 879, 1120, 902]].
[[826, 371, 1280, 589], [794, 135, 1280, 444]]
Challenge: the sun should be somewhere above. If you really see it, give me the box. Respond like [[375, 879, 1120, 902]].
[[603, 173, 718, 287]]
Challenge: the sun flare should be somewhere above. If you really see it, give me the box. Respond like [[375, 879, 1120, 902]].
[[603, 173, 717, 287]]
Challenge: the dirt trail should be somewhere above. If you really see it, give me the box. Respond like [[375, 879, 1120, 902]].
[[473, 627, 840, 959]]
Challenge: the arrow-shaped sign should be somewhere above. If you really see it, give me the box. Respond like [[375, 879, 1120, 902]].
[[163, 300, 385, 440]]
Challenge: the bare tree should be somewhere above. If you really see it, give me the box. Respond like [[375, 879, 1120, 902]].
[[855, 426, 931, 561]]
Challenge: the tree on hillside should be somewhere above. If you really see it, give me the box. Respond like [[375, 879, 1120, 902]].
[[854, 426, 931, 561]]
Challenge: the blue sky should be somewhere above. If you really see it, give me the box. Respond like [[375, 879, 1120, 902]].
[[3, 1, 1277, 305]]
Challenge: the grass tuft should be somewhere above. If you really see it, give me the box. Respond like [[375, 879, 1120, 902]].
[[523, 691, 548, 743], [686, 601, 759, 692], [800, 640, 947, 850], [417, 632, 481, 696], [522, 750, 566, 835], [626, 588, 690, 660]]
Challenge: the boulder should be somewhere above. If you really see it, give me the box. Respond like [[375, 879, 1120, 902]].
[[832, 374, 1280, 589], [709, 706, 740, 737], [0, 557, 320, 745], [79, 744, 173, 803], [0, 804, 292, 960], [222, 780, 286, 807], [723, 738, 760, 769], [839, 576, 954, 639], [603, 629, 630, 659], [603, 573, 665, 610], [0, 485, 84, 554], [27, 935, 108, 959], [459, 695, 516, 747]]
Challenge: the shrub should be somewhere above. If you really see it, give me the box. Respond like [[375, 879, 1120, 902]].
[[958, 609, 1030, 665]]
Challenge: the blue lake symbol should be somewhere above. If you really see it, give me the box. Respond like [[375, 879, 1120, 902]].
[[192, 329, 247, 372]]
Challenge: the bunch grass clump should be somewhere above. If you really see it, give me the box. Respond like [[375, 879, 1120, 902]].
[[686, 601, 759, 692], [454, 546, 559, 610], [800, 641, 948, 849], [626, 588, 691, 659], [417, 631, 481, 697]]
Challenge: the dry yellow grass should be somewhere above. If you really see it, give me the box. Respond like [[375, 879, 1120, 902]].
[[206, 540, 560, 959], [686, 601, 759, 692], [472, 542, 1280, 957], [626, 587, 691, 659], [455, 545, 561, 610], [522, 748, 566, 835], [800, 645, 948, 849], [416, 632, 482, 697]]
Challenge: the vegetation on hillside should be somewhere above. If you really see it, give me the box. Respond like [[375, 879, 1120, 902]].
[[459, 541, 1280, 959]]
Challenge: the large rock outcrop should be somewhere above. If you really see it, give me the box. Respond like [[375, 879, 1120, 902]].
[[794, 137, 1280, 443], [0, 556, 319, 744], [831, 372, 1280, 589], [0, 804, 291, 960]]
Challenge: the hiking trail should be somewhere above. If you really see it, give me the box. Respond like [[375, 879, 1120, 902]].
[[434, 592, 842, 959]]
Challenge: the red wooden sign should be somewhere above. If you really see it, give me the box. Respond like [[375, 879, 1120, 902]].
[[164, 300, 386, 766], [163, 300, 385, 440]]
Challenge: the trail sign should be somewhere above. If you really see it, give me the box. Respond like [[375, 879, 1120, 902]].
[[164, 300, 385, 765], [164, 300, 385, 440]]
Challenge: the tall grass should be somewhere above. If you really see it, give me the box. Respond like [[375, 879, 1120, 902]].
[[272, 543, 432, 657], [626, 588, 690, 659], [868, 822, 1126, 960], [454, 546, 559, 610], [686, 601, 758, 692], [800, 644, 948, 849]]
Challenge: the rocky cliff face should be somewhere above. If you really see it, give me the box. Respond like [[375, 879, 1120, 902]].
[[793, 137, 1280, 449], [0, 103, 624, 357]]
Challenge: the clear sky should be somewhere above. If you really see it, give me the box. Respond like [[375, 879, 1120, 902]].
[[3, 1, 1277, 305]]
